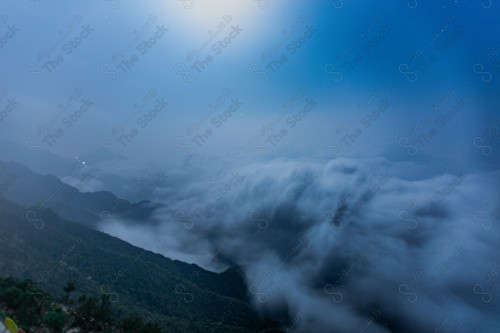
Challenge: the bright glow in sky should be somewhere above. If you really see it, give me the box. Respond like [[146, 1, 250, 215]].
[[0, 2, 499, 331]]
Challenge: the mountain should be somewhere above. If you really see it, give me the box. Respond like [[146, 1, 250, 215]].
[[0, 140, 75, 177], [0, 141, 139, 201], [0, 198, 283, 332], [0, 160, 159, 228], [0, 275, 166, 332]]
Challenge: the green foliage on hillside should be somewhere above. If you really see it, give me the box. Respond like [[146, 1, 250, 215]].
[[0, 198, 283, 333], [0, 276, 165, 332]]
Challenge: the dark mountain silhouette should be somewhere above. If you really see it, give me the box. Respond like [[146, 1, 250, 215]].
[[0, 198, 283, 332], [0, 160, 160, 227]]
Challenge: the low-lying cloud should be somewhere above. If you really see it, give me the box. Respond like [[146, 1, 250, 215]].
[[105, 156, 500, 332]]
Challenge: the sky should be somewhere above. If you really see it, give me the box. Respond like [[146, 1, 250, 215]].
[[1, 0, 498, 168], [1, 0, 500, 332]]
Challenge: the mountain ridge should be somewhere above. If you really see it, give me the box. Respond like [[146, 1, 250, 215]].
[[0, 160, 161, 228], [0, 198, 283, 332]]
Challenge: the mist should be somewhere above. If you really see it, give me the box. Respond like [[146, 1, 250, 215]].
[[1, 0, 499, 332]]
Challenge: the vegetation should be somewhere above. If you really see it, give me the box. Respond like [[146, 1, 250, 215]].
[[62, 282, 75, 305], [43, 309, 68, 333], [0, 198, 284, 332], [0, 276, 164, 332]]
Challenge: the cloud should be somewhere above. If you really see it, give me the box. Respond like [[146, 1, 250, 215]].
[[109, 156, 500, 332]]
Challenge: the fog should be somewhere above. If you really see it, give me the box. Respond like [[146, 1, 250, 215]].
[[1, 1, 499, 332]]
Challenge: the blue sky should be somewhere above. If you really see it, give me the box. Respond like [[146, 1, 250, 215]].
[[1, 0, 498, 174], [1, 1, 500, 332]]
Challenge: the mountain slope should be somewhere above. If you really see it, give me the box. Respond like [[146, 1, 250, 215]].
[[0, 198, 282, 333], [0, 160, 159, 227], [0, 140, 75, 177]]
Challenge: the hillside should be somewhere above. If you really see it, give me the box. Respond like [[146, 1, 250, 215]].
[[0, 198, 283, 333], [0, 161, 159, 228]]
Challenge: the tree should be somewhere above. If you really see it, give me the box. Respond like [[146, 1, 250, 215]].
[[95, 294, 113, 323], [0, 286, 22, 308], [63, 281, 76, 304], [43, 309, 68, 333], [122, 315, 143, 333], [140, 321, 163, 333]]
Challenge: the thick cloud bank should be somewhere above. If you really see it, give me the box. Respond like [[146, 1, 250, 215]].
[[111, 157, 500, 332]]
